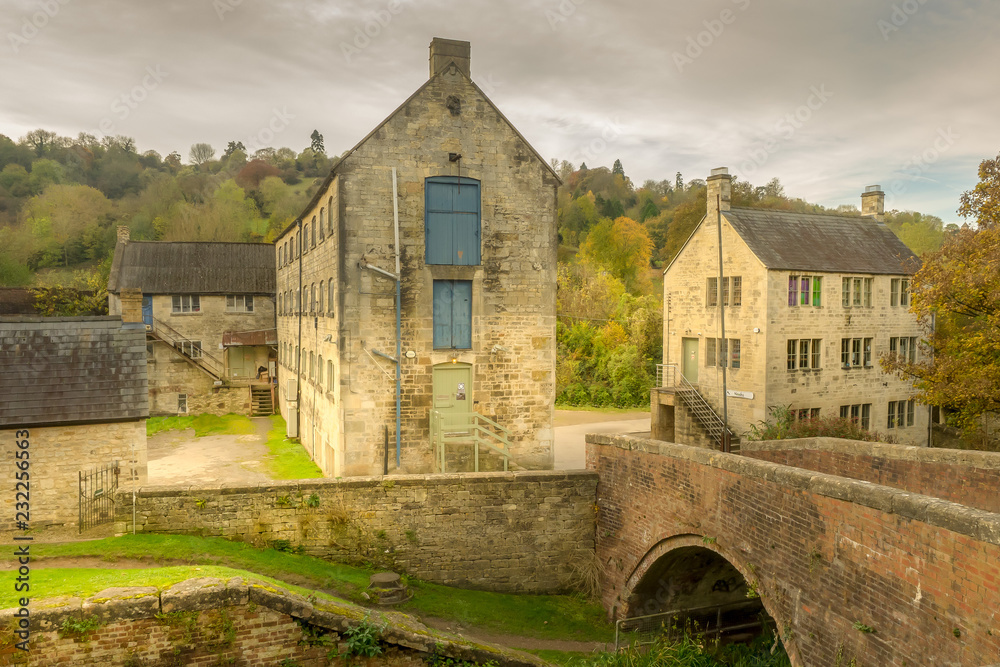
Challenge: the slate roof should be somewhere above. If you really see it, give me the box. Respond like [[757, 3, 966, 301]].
[[108, 242, 276, 295], [0, 317, 149, 427], [723, 208, 919, 274]]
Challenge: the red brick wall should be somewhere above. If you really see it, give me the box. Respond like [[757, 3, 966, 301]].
[[588, 434, 1000, 667], [742, 438, 1000, 513]]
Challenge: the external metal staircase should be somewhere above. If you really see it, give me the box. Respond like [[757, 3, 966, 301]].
[[657, 364, 739, 453], [148, 316, 224, 379]]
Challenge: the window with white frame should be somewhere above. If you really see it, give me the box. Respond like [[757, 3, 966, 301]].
[[889, 336, 917, 363], [174, 340, 202, 358], [787, 339, 822, 370], [890, 278, 911, 307], [840, 403, 872, 430], [178, 394, 188, 413], [707, 276, 741, 308], [226, 295, 254, 312], [706, 338, 741, 368], [842, 277, 873, 308], [795, 407, 820, 421], [171, 295, 200, 313], [887, 399, 915, 428], [840, 337, 873, 368]]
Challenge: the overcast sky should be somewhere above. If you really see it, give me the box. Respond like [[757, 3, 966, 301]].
[[2, 0, 997, 222]]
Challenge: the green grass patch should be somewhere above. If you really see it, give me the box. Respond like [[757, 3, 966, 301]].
[[527, 650, 595, 666], [146, 413, 256, 438], [9, 534, 612, 642], [0, 565, 347, 610], [265, 415, 323, 479], [399, 581, 613, 643]]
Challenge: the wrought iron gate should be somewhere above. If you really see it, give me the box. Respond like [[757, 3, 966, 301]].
[[79, 461, 119, 532]]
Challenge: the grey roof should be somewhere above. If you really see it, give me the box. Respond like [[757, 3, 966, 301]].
[[108, 242, 276, 295], [0, 317, 149, 427], [723, 208, 920, 274]]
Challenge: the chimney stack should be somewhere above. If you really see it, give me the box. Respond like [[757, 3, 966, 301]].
[[861, 185, 885, 221], [706, 167, 732, 222], [120, 288, 143, 324], [117, 225, 130, 244], [429, 37, 471, 78]]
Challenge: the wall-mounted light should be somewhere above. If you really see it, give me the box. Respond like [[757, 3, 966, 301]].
[[450, 355, 458, 364], [323, 334, 333, 342], [404, 350, 416, 359], [752, 328, 761, 334]]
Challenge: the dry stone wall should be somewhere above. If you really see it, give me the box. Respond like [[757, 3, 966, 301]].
[[116, 470, 597, 593]]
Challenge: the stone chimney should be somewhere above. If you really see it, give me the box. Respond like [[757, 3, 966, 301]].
[[430, 37, 471, 78], [117, 225, 130, 244], [861, 185, 885, 220], [120, 288, 143, 324], [706, 167, 732, 222]]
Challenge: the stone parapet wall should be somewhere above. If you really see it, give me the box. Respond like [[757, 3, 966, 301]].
[[0, 576, 545, 666], [587, 433, 1000, 667], [116, 470, 597, 593], [742, 437, 1000, 513]]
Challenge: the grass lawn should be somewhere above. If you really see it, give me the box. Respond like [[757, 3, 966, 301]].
[[146, 413, 257, 438], [12, 534, 613, 642], [264, 415, 323, 479]]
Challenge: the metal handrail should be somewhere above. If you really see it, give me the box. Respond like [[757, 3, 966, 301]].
[[150, 316, 224, 377], [430, 410, 514, 472], [614, 598, 765, 651], [656, 364, 735, 448]]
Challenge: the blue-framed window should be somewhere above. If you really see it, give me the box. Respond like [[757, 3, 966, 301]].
[[433, 280, 472, 349], [425, 176, 481, 265]]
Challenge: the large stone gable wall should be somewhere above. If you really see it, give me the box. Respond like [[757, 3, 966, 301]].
[[116, 470, 596, 593], [0, 577, 545, 666], [742, 437, 1000, 513], [276, 65, 558, 477], [588, 433, 1000, 667]]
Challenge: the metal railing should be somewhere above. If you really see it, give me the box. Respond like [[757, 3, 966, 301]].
[[430, 410, 514, 472], [656, 363, 736, 451], [614, 599, 766, 651], [79, 461, 119, 532], [150, 316, 224, 378]]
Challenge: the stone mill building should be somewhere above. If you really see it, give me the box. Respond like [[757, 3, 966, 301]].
[[274, 38, 560, 477], [654, 167, 927, 447]]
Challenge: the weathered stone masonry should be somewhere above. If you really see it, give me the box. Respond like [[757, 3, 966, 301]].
[[588, 433, 1000, 667], [116, 470, 597, 593], [0, 577, 545, 666]]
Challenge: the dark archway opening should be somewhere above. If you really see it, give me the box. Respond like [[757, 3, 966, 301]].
[[626, 546, 774, 645]]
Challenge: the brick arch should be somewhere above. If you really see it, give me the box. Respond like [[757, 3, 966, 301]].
[[619, 533, 799, 657]]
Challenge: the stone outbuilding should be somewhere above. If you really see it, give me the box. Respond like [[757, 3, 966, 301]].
[[0, 316, 149, 531], [274, 38, 559, 477], [654, 168, 928, 447], [107, 229, 278, 416]]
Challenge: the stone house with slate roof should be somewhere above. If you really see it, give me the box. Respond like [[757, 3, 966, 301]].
[[654, 167, 928, 447], [274, 38, 559, 477], [107, 229, 278, 416], [0, 316, 148, 530]]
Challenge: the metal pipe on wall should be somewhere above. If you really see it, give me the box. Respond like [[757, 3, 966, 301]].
[[392, 167, 402, 469]]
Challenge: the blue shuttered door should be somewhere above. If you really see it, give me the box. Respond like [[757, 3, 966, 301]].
[[425, 177, 480, 265], [433, 280, 472, 349]]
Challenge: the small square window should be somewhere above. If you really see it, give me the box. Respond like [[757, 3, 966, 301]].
[[178, 394, 188, 414]]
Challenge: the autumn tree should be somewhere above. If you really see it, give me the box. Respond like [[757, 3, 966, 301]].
[[882, 153, 1000, 443], [579, 216, 653, 294]]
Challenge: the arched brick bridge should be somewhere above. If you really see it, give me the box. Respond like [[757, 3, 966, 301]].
[[586, 433, 1000, 667]]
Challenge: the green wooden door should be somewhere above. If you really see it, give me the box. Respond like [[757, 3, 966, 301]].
[[682, 338, 699, 383], [432, 363, 472, 432]]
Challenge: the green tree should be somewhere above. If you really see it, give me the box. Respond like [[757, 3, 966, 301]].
[[310, 130, 325, 156], [882, 155, 1000, 443], [612, 158, 624, 177], [579, 216, 653, 294]]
